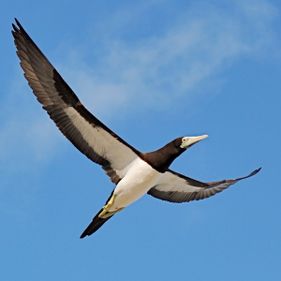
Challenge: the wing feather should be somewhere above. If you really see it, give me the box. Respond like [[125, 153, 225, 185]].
[[148, 168, 261, 203], [12, 19, 140, 183]]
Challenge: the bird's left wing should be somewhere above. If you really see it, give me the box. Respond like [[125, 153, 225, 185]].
[[148, 168, 261, 203], [12, 19, 140, 184]]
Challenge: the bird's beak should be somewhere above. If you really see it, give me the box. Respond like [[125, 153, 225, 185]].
[[190, 134, 208, 144], [180, 134, 208, 148]]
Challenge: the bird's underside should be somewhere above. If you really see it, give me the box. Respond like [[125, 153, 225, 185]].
[[12, 19, 261, 238]]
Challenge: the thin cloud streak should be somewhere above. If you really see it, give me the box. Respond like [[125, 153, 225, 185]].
[[60, 0, 278, 117]]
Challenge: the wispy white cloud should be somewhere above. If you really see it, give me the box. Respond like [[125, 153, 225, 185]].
[[59, 0, 279, 116]]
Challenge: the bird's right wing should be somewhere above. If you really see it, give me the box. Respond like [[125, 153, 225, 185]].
[[12, 19, 141, 184], [148, 168, 261, 203]]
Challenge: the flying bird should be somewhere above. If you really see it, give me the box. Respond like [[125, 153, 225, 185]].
[[12, 19, 261, 238]]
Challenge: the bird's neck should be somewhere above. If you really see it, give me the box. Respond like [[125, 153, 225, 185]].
[[142, 142, 184, 173]]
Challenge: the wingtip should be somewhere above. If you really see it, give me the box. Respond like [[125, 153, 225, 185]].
[[237, 167, 262, 181], [12, 18, 22, 34], [14, 18, 22, 28], [250, 167, 262, 177], [80, 232, 87, 239], [12, 18, 27, 35]]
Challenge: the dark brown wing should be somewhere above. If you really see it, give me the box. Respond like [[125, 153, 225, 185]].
[[148, 168, 261, 203], [12, 19, 141, 184]]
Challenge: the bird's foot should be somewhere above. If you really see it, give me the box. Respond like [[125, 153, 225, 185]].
[[98, 194, 124, 219], [99, 194, 116, 218]]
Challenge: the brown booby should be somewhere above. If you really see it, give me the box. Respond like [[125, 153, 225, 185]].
[[12, 19, 261, 238]]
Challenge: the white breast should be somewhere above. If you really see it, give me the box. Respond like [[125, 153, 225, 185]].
[[109, 157, 161, 211]]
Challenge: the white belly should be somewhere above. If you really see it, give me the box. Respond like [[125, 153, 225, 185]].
[[109, 158, 161, 211]]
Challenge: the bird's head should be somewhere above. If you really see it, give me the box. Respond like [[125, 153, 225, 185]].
[[144, 134, 209, 172], [177, 134, 208, 150]]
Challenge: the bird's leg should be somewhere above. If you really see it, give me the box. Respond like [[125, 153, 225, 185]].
[[98, 194, 124, 218], [99, 194, 116, 218]]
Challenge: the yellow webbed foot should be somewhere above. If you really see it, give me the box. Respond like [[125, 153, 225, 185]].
[[98, 194, 124, 219]]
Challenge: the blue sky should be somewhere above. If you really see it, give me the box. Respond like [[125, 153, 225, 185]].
[[1, 0, 281, 280]]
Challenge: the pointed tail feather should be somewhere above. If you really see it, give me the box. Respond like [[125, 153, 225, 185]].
[[80, 209, 114, 238]]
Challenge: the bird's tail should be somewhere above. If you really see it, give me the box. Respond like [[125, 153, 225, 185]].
[[80, 208, 114, 238]]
